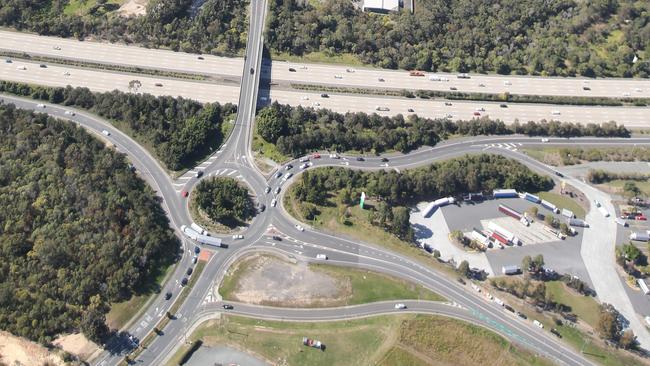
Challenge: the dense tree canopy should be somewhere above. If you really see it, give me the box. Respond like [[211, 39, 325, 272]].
[[0, 0, 248, 55], [268, 0, 650, 78], [0, 80, 236, 171], [193, 177, 254, 227], [0, 104, 178, 343], [257, 102, 629, 157], [293, 154, 553, 206]]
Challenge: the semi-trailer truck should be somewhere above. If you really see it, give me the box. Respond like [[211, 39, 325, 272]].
[[493, 189, 518, 198]]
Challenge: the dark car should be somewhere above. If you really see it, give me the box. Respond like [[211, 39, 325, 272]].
[[39, 64, 47, 68], [258, 204, 266, 212], [582, 86, 591, 91], [285, 164, 293, 170], [356, 157, 365, 161], [181, 278, 188, 286], [499, 104, 508, 108], [194, 246, 201, 254], [223, 304, 234, 310], [165, 292, 172, 300], [550, 328, 562, 338], [380, 157, 389, 162], [186, 268, 193, 276], [197, 56, 204, 60], [516, 312, 527, 319], [288, 68, 296, 72], [196, 170, 204, 178], [407, 108, 415, 112], [457, 277, 466, 285], [450, 86, 457, 90], [155, 83, 163, 87], [320, 93, 329, 98], [444, 102, 452, 106], [250, 68, 254, 74], [555, 171, 564, 177], [272, 235, 282, 241]]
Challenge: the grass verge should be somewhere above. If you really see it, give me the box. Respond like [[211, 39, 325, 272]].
[[284, 189, 458, 279], [544, 281, 600, 327], [252, 127, 290, 165], [601, 179, 650, 197], [536, 191, 586, 219], [218, 254, 444, 306], [272, 51, 365, 67], [166, 314, 554, 366]]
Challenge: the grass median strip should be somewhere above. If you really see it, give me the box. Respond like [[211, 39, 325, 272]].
[[1, 50, 209, 81], [290, 82, 649, 107]]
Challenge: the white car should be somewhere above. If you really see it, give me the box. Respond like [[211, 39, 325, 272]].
[[334, 75, 343, 79], [232, 234, 244, 240], [551, 110, 561, 116], [645, 316, 650, 327], [341, 161, 350, 166], [503, 81, 512, 86], [301, 96, 309, 100], [316, 254, 328, 260], [264, 186, 271, 194], [36, 103, 45, 108], [101, 130, 110, 136], [313, 102, 320, 107], [329, 153, 340, 159], [378, 77, 385, 82], [295, 224, 304, 232], [299, 157, 310, 163], [594, 200, 601, 207], [541, 138, 549, 143], [394, 303, 407, 309], [533, 320, 544, 329], [63, 71, 70, 76], [271, 199, 277, 207], [300, 163, 308, 169], [346, 68, 355, 73], [16, 66, 26, 70], [375, 106, 390, 111], [64, 110, 75, 116]]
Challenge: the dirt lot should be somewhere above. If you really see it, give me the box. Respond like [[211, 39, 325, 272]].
[[0, 331, 64, 366], [118, 0, 147, 17], [223, 255, 348, 307]]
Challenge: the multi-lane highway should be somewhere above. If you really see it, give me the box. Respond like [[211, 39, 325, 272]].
[[3, 3, 650, 366]]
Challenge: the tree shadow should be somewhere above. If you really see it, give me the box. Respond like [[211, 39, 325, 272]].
[[412, 223, 433, 240]]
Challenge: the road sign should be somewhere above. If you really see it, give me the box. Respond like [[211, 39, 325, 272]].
[[360, 192, 366, 209]]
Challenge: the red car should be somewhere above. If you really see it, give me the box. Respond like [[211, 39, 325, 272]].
[[181, 191, 189, 198], [312, 153, 321, 159], [473, 112, 481, 116], [636, 215, 647, 221]]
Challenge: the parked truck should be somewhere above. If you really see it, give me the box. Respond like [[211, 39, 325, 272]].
[[197, 234, 227, 248], [521, 192, 541, 204], [422, 196, 455, 217], [630, 232, 650, 242], [180, 225, 199, 241], [598, 206, 610, 217], [487, 222, 520, 245], [561, 209, 575, 219], [540, 199, 560, 214], [190, 222, 207, 236], [502, 265, 520, 275], [493, 189, 518, 199], [303, 337, 323, 350], [568, 218, 589, 228]]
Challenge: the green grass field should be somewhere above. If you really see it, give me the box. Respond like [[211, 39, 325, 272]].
[[167, 314, 554, 366], [536, 191, 586, 219], [284, 189, 458, 279], [219, 254, 444, 306], [545, 281, 600, 327]]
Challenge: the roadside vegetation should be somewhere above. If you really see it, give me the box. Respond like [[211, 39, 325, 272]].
[[0, 0, 248, 56], [192, 177, 255, 229], [167, 315, 554, 366], [256, 102, 629, 159], [268, 0, 650, 78], [0, 104, 178, 344], [524, 146, 650, 166], [0, 80, 236, 171], [219, 254, 444, 307]]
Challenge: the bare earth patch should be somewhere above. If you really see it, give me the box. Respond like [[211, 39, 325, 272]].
[[227, 255, 349, 307], [118, 0, 148, 17], [0, 331, 63, 366], [53, 333, 98, 361]]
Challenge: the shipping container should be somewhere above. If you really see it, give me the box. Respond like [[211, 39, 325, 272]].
[[568, 218, 589, 228], [493, 189, 518, 198], [498, 204, 523, 220], [521, 192, 541, 204], [630, 232, 650, 242], [502, 265, 520, 275], [638, 278, 650, 295], [561, 209, 575, 219]]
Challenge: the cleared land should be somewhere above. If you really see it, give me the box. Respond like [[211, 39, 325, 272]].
[[0, 331, 64, 366], [169, 315, 553, 366], [219, 254, 443, 307]]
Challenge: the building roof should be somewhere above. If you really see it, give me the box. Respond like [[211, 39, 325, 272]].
[[362, 0, 400, 12]]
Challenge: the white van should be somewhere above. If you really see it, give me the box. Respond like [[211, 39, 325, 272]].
[[316, 254, 328, 260]]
